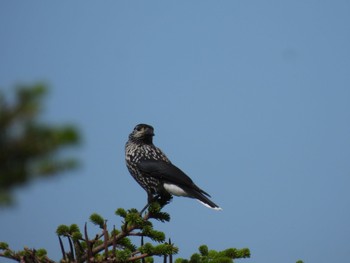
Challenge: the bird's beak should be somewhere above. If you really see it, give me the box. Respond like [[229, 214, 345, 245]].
[[145, 128, 155, 136]]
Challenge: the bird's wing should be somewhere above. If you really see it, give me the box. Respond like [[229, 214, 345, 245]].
[[137, 160, 211, 197]]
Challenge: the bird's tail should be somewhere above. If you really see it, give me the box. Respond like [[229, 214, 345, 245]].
[[190, 190, 222, 211]]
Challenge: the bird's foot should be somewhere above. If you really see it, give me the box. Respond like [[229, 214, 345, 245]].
[[139, 203, 150, 215], [139, 194, 173, 216]]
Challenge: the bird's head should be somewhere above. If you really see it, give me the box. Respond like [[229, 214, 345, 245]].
[[129, 124, 155, 144]]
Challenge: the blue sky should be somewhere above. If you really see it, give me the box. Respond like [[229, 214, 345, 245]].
[[1, 1, 350, 262]]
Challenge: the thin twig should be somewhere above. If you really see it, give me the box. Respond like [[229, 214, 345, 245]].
[[127, 253, 150, 262], [58, 236, 66, 260], [80, 210, 153, 262], [112, 225, 116, 258], [68, 236, 75, 261], [129, 232, 144, 237], [169, 238, 173, 263], [141, 236, 145, 263], [75, 238, 84, 261], [84, 222, 92, 263], [103, 220, 108, 259]]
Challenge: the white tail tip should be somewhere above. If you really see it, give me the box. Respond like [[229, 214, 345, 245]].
[[197, 200, 223, 211]]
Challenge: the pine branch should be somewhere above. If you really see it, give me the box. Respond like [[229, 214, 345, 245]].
[[0, 205, 254, 263]]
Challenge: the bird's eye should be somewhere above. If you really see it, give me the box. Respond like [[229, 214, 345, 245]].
[[135, 126, 142, 132]]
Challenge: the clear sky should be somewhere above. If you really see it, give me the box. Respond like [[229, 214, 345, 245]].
[[1, 1, 350, 262]]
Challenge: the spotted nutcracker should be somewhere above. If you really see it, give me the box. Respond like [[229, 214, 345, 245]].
[[125, 124, 221, 212]]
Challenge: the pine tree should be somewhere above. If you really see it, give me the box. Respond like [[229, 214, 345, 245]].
[[0, 83, 80, 206], [0, 202, 250, 263], [0, 84, 303, 262]]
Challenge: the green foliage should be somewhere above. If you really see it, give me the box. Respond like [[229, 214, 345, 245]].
[[69, 223, 80, 233], [119, 237, 137, 251], [153, 243, 178, 255], [189, 253, 201, 263], [1, 205, 254, 263], [199, 245, 209, 256], [0, 246, 53, 263], [110, 228, 120, 236], [35, 249, 47, 259], [3, 250, 12, 258], [148, 201, 162, 213], [41, 208, 180, 262], [2, 205, 251, 263], [56, 224, 70, 236], [56, 224, 83, 241], [0, 83, 80, 206], [115, 208, 127, 218], [71, 231, 83, 241], [139, 242, 178, 256], [0, 242, 9, 250], [151, 210, 171, 222], [142, 226, 165, 242], [223, 248, 251, 258], [125, 210, 143, 226], [115, 249, 132, 262], [148, 202, 171, 222], [90, 213, 105, 229], [175, 245, 250, 263], [0, 84, 255, 262]]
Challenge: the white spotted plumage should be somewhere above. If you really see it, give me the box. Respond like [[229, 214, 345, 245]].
[[125, 124, 222, 210]]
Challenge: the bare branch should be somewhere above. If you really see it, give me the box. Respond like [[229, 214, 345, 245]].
[[84, 222, 92, 263], [103, 221, 108, 259], [127, 253, 149, 262], [112, 225, 116, 258], [58, 236, 66, 260], [68, 236, 75, 261]]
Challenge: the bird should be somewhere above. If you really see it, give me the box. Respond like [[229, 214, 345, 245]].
[[125, 123, 222, 212]]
